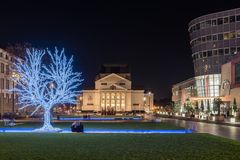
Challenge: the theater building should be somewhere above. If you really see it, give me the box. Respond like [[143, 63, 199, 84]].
[[79, 64, 154, 114]]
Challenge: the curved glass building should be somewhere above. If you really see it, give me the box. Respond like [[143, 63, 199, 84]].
[[189, 8, 240, 98]]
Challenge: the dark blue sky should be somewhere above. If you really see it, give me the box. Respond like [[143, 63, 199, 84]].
[[0, 1, 240, 100]]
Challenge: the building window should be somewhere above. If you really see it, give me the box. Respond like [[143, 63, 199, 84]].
[[206, 35, 212, 41], [5, 55, 8, 60], [202, 36, 206, 42], [237, 31, 240, 38], [230, 16, 236, 23], [217, 18, 223, 25], [101, 83, 107, 85], [203, 51, 207, 57], [1, 63, 4, 73], [224, 33, 229, 40], [218, 34, 223, 40], [212, 19, 217, 26], [207, 51, 212, 57], [6, 65, 9, 75], [229, 32, 236, 39], [230, 47, 236, 55], [119, 83, 125, 85], [6, 80, 9, 89], [237, 15, 240, 21], [224, 48, 230, 55], [213, 50, 218, 56], [235, 63, 240, 84], [223, 17, 229, 24], [212, 34, 217, 41], [206, 20, 211, 27], [1, 78, 4, 89], [218, 49, 224, 55]]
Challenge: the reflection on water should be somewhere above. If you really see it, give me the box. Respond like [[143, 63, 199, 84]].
[[161, 118, 240, 141]]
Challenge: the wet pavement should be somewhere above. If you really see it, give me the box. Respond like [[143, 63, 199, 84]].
[[161, 118, 240, 141]]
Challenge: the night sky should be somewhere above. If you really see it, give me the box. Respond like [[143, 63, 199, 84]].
[[0, 1, 240, 100]]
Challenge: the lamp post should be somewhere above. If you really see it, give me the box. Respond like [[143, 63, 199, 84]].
[[143, 97, 146, 112], [148, 92, 151, 112]]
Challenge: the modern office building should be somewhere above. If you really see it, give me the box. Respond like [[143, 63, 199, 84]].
[[79, 64, 154, 114], [0, 48, 18, 117], [173, 8, 240, 110]]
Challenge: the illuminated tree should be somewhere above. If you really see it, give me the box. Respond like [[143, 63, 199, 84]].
[[213, 98, 224, 116], [12, 48, 83, 132]]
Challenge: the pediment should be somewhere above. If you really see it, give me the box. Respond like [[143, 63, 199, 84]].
[[96, 73, 130, 83]]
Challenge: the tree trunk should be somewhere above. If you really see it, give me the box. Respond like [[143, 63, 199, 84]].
[[43, 107, 52, 129], [218, 105, 220, 116]]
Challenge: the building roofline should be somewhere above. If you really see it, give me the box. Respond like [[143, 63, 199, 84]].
[[172, 77, 195, 88], [188, 8, 240, 27]]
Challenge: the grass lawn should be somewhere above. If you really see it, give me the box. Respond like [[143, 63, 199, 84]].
[[0, 133, 239, 160], [0, 121, 184, 130]]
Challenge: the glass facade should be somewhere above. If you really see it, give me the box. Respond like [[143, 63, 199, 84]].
[[195, 74, 221, 97]]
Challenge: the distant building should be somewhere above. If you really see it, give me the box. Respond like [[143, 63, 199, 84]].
[[0, 48, 18, 117], [172, 78, 197, 110], [78, 64, 154, 114]]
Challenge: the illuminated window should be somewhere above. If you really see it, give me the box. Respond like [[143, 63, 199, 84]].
[[121, 93, 125, 99], [229, 32, 236, 39], [237, 31, 240, 38], [101, 93, 105, 99], [111, 93, 115, 99], [224, 33, 229, 40], [106, 93, 110, 99], [1, 63, 4, 73], [106, 100, 110, 107], [116, 93, 120, 99], [121, 100, 125, 107]]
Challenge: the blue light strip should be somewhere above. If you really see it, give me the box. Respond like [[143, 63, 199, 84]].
[[59, 117, 143, 121], [0, 128, 193, 134]]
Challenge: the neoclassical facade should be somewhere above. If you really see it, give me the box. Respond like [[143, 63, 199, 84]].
[[0, 48, 18, 116], [79, 65, 154, 114]]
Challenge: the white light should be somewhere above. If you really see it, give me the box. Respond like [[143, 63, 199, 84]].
[[11, 48, 83, 132]]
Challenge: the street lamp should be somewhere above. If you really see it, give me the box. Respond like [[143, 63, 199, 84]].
[[148, 92, 151, 112]]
